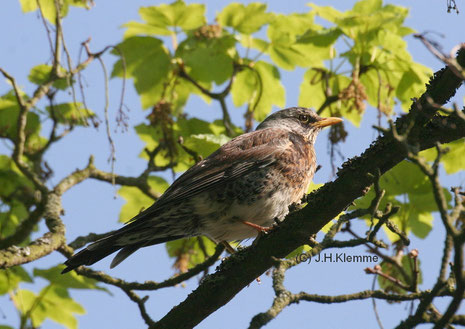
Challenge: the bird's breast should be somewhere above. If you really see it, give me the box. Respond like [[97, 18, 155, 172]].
[[276, 136, 316, 204]]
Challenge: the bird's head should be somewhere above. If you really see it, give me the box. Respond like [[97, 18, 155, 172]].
[[256, 107, 343, 143]]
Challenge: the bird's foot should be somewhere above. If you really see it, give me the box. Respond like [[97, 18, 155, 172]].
[[242, 221, 274, 234]]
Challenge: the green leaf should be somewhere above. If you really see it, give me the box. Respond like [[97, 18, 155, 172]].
[[311, 1, 413, 56], [231, 67, 258, 108], [396, 63, 431, 111], [409, 211, 433, 239], [352, 0, 383, 14], [33, 265, 108, 292], [353, 160, 452, 241], [0, 155, 34, 199], [133, 0, 205, 36], [231, 61, 285, 121], [0, 200, 29, 240], [299, 70, 362, 126], [28, 64, 70, 90], [183, 133, 230, 158], [175, 118, 236, 170], [267, 13, 325, 70], [19, 0, 75, 25], [46, 102, 95, 126], [181, 46, 233, 84], [165, 236, 216, 272], [0, 92, 41, 142], [13, 286, 85, 329], [0, 155, 34, 240], [239, 35, 269, 53], [177, 34, 236, 85], [286, 245, 311, 259], [11, 289, 36, 315], [135, 118, 238, 173], [308, 4, 344, 24], [112, 36, 171, 109], [168, 78, 199, 111], [217, 3, 273, 34], [118, 176, 169, 223], [123, 21, 172, 38], [378, 255, 422, 294], [298, 69, 327, 112], [359, 68, 395, 115], [420, 139, 465, 174], [0, 267, 32, 295]]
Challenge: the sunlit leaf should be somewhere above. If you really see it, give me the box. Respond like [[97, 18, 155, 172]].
[[12, 286, 85, 329], [0, 200, 29, 238], [112, 36, 171, 109], [353, 160, 451, 241], [177, 33, 236, 85], [0, 92, 41, 141], [420, 138, 465, 174], [183, 133, 230, 158], [396, 63, 431, 111], [28, 64, 70, 90], [127, 1, 205, 37], [166, 236, 216, 273], [267, 13, 325, 70], [0, 267, 32, 295], [18, 0, 85, 24], [118, 176, 169, 223], [231, 61, 285, 121], [33, 265, 108, 292], [217, 3, 273, 34], [239, 35, 269, 53], [45, 102, 95, 126]]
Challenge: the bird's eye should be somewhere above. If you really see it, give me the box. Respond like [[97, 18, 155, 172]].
[[298, 114, 310, 123]]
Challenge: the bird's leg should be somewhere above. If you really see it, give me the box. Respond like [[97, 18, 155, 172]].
[[221, 241, 237, 254], [242, 221, 273, 234]]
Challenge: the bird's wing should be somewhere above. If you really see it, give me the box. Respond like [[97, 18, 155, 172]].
[[127, 127, 291, 222]]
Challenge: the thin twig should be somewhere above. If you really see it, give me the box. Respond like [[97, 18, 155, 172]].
[[65, 244, 225, 291], [36, 0, 55, 56], [97, 56, 116, 187], [122, 289, 155, 327]]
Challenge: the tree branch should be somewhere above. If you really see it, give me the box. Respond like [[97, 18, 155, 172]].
[[249, 287, 459, 329], [53, 155, 161, 200], [178, 64, 236, 136]]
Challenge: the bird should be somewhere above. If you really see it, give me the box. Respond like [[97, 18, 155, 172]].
[[62, 107, 342, 273]]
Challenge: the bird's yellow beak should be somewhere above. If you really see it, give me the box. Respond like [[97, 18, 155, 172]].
[[312, 117, 343, 128]]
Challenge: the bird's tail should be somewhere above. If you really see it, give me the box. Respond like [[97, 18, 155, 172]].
[[62, 226, 186, 274], [62, 235, 121, 273]]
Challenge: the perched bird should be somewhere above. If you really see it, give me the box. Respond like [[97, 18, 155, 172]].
[[62, 107, 342, 273]]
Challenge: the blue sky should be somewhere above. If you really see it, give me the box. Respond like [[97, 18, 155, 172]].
[[1, 1, 464, 328]]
